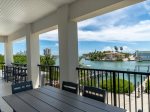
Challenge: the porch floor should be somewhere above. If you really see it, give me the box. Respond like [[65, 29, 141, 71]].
[[0, 76, 13, 112]]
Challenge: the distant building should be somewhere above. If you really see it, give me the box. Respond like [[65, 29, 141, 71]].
[[105, 52, 125, 61], [44, 48, 51, 56], [135, 51, 150, 61]]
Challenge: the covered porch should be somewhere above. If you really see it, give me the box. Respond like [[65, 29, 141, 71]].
[[0, 0, 146, 112]]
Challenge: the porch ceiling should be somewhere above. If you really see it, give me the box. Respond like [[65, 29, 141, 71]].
[[0, 0, 76, 36]]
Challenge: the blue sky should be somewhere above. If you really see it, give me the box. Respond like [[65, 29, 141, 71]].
[[0, 0, 150, 55]]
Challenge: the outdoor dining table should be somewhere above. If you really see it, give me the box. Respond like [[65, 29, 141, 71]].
[[3, 86, 126, 112]]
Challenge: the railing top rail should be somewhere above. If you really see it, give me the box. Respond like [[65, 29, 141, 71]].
[[76, 67, 150, 75], [0, 62, 5, 64], [37, 64, 59, 68]]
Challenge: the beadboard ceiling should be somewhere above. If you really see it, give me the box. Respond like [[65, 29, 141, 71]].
[[0, 0, 76, 36]]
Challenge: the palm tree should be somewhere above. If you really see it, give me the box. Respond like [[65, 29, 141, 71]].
[[120, 47, 123, 52], [114, 46, 118, 52]]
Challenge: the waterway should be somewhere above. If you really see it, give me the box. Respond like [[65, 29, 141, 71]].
[[80, 59, 150, 72], [80, 59, 150, 85], [56, 58, 150, 84]]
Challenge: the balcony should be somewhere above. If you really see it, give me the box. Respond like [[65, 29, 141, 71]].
[[0, 0, 147, 112], [0, 63, 150, 111]]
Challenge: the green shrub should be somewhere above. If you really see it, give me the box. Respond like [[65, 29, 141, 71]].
[[100, 79, 134, 93], [79, 78, 134, 93], [146, 80, 150, 92], [40, 55, 55, 65], [13, 55, 27, 64], [0, 54, 4, 63], [0, 54, 4, 70]]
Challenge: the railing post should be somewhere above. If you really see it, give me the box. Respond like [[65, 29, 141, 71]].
[[49, 66, 52, 86], [113, 71, 117, 106], [38, 65, 41, 87]]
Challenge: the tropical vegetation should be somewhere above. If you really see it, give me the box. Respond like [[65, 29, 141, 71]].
[[79, 70, 134, 93], [80, 77, 134, 93], [146, 80, 150, 92], [83, 49, 130, 61], [100, 79, 134, 93]]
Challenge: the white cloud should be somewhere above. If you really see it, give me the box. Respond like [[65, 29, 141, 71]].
[[78, 8, 127, 29], [77, 0, 150, 42], [122, 46, 134, 53], [78, 20, 150, 41], [39, 29, 58, 41], [144, 0, 150, 14], [13, 38, 26, 44], [38, 1, 150, 43], [102, 46, 114, 51]]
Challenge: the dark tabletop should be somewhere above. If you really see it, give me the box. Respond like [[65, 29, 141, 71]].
[[3, 86, 126, 112]]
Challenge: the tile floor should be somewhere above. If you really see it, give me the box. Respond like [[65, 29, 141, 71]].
[[0, 75, 13, 112]]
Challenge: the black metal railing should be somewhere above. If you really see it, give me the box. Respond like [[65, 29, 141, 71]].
[[38, 65, 60, 88], [3, 65, 27, 83], [77, 67, 150, 112], [11, 63, 27, 67]]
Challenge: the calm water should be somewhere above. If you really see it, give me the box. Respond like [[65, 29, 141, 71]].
[[55, 58, 150, 84], [80, 59, 150, 85], [81, 59, 150, 72], [56, 58, 150, 72]]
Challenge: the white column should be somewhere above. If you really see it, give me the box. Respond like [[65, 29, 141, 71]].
[[26, 24, 40, 88], [58, 5, 79, 84], [4, 41, 13, 65]]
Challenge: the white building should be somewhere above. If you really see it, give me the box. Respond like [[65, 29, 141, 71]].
[[44, 48, 51, 56], [136, 51, 150, 61]]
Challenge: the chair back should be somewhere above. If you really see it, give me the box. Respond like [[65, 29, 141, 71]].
[[62, 81, 78, 94], [24, 81, 33, 91], [83, 86, 106, 103], [138, 109, 143, 112], [11, 81, 33, 94]]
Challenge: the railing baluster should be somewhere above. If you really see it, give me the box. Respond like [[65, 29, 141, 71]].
[[81, 69, 83, 93], [113, 72, 117, 106], [106, 72, 108, 104], [90, 70, 92, 86], [56, 67, 58, 88], [54, 67, 56, 87], [134, 73, 137, 112], [110, 72, 112, 105], [87, 70, 89, 87], [102, 71, 103, 89], [141, 74, 143, 111], [128, 73, 131, 112], [118, 72, 120, 108], [39, 65, 41, 87], [78, 69, 80, 94], [148, 75, 150, 112], [84, 69, 86, 87], [48, 66, 50, 86], [94, 70, 96, 87], [123, 73, 125, 109], [98, 71, 100, 88]]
